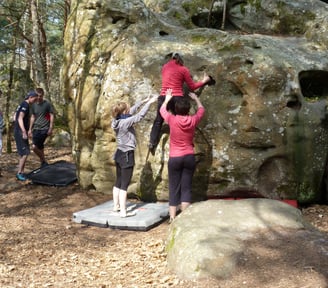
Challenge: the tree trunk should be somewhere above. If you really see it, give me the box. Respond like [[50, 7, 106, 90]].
[[221, 0, 227, 30], [30, 0, 50, 99], [5, 37, 17, 154], [63, 0, 71, 37]]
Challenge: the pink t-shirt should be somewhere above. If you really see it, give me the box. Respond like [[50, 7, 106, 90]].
[[160, 105, 205, 157], [160, 60, 204, 96]]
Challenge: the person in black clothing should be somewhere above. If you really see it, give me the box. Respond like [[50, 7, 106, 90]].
[[14, 91, 38, 181]]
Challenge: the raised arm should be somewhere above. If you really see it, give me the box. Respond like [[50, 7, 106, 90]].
[[188, 92, 204, 109], [159, 89, 173, 122], [163, 89, 173, 107]]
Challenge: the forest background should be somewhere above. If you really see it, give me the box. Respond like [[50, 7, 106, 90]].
[[0, 0, 70, 152], [1, 2, 328, 287]]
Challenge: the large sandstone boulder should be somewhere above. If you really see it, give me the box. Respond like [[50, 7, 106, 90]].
[[61, 0, 328, 203], [166, 199, 328, 280]]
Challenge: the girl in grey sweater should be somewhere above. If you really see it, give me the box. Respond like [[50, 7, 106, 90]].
[[111, 95, 157, 217]]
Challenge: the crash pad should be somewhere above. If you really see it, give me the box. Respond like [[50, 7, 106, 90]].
[[72, 201, 169, 231], [27, 160, 77, 186]]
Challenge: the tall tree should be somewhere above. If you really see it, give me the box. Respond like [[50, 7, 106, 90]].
[[0, 1, 28, 152], [0, 0, 70, 153], [30, 0, 49, 98]]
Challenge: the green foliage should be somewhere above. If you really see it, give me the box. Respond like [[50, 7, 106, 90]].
[[0, 0, 67, 110]]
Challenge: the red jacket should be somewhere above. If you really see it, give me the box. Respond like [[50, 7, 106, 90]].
[[160, 60, 204, 96], [160, 105, 205, 157]]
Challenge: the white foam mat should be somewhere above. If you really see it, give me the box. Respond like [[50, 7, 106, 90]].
[[72, 201, 169, 231]]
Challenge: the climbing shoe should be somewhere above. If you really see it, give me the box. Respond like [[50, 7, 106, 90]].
[[148, 143, 156, 156], [207, 75, 216, 86]]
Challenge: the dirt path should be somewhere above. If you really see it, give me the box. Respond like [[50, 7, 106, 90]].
[[0, 146, 327, 288]]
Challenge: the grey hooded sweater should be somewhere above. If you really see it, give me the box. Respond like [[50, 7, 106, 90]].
[[111, 100, 152, 152]]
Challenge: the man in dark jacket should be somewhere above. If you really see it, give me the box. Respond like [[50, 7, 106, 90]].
[[14, 91, 38, 181]]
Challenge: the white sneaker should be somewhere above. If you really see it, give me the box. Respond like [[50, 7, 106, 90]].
[[120, 211, 136, 218], [126, 204, 137, 211], [113, 205, 120, 212]]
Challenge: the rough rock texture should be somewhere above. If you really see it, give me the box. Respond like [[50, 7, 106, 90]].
[[166, 199, 328, 280], [61, 0, 328, 203]]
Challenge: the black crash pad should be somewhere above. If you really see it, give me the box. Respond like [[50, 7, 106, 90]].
[[27, 160, 77, 186]]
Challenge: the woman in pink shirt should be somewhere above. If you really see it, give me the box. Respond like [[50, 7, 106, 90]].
[[148, 52, 211, 153], [160, 88, 205, 222]]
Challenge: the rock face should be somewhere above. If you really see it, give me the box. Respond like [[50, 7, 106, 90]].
[[61, 0, 328, 203], [166, 199, 328, 280]]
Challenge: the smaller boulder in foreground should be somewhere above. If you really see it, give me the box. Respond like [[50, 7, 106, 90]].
[[166, 199, 319, 280]]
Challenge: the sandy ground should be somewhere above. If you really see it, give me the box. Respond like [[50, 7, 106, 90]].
[[0, 145, 327, 288]]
